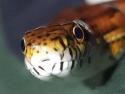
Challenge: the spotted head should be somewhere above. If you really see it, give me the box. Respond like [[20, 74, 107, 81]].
[[21, 19, 93, 80]]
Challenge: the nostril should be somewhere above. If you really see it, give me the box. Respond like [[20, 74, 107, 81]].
[[21, 38, 25, 52]]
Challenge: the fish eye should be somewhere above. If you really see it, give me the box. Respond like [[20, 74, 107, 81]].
[[21, 38, 25, 52], [73, 25, 84, 40]]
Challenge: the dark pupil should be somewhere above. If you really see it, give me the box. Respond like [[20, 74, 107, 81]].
[[74, 27, 83, 39], [21, 39, 25, 52]]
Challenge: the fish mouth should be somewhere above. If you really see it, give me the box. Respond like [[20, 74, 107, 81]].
[[25, 58, 52, 80], [25, 58, 76, 80]]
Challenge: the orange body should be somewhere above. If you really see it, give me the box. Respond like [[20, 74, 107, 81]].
[[52, 0, 125, 59], [22, 0, 125, 80]]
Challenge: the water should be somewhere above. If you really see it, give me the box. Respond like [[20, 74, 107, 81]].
[[0, 0, 125, 94]]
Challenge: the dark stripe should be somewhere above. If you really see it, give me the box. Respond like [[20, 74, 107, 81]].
[[33, 68, 39, 75], [71, 60, 75, 70], [53, 48, 58, 51], [66, 35, 74, 42], [66, 36, 72, 46], [51, 36, 59, 40], [39, 66, 45, 71], [88, 56, 91, 64], [52, 63, 56, 70], [37, 36, 41, 39], [59, 38, 66, 50], [60, 53, 64, 60], [60, 62, 64, 71], [25, 48, 27, 54], [73, 47, 78, 59], [42, 59, 50, 62], [69, 48, 73, 59], [76, 45, 81, 56]]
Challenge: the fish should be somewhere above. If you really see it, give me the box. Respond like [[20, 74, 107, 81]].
[[21, 0, 125, 81]]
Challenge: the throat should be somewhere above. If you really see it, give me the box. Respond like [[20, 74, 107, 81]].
[[74, 40, 117, 81]]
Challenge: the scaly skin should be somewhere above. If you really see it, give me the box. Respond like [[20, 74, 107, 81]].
[[22, 0, 125, 81]]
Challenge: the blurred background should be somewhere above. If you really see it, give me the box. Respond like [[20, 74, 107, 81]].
[[0, 0, 125, 94]]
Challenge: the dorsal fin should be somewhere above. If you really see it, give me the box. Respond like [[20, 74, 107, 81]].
[[85, 0, 114, 5]]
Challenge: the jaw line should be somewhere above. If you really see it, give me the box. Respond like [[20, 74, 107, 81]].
[[24, 57, 75, 80], [25, 58, 52, 79], [25, 58, 70, 80]]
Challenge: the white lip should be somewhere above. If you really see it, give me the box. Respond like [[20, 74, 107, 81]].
[[25, 58, 74, 80], [24, 47, 74, 80], [25, 58, 52, 80]]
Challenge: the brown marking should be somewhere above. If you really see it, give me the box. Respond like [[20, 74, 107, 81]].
[[53, 48, 58, 51], [51, 36, 60, 41], [37, 51, 39, 53], [23, 0, 125, 62], [27, 43, 32, 46], [38, 42, 41, 45], [31, 33, 35, 36], [46, 51, 48, 54], [42, 38, 46, 41], [46, 33, 50, 36], [37, 36, 42, 38], [43, 43, 47, 45]]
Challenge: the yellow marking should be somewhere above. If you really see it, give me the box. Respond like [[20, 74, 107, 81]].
[[63, 37, 68, 47], [104, 28, 125, 43], [26, 47, 33, 59], [47, 39, 64, 52], [110, 39, 125, 59]]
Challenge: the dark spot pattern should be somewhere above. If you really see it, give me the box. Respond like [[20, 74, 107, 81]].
[[37, 51, 39, 53], [46, 51, 48, 54], [46, 33, 50, 36], [27, 43, 32, 46], [31, 34, 35, 36], [38, 43, 41, 45], [51, 36, 59, 40], [43, 43, 47, 45], [43, 38, 46, 41], [54, 48, 58, 51], [37, 36, 42, 38]]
